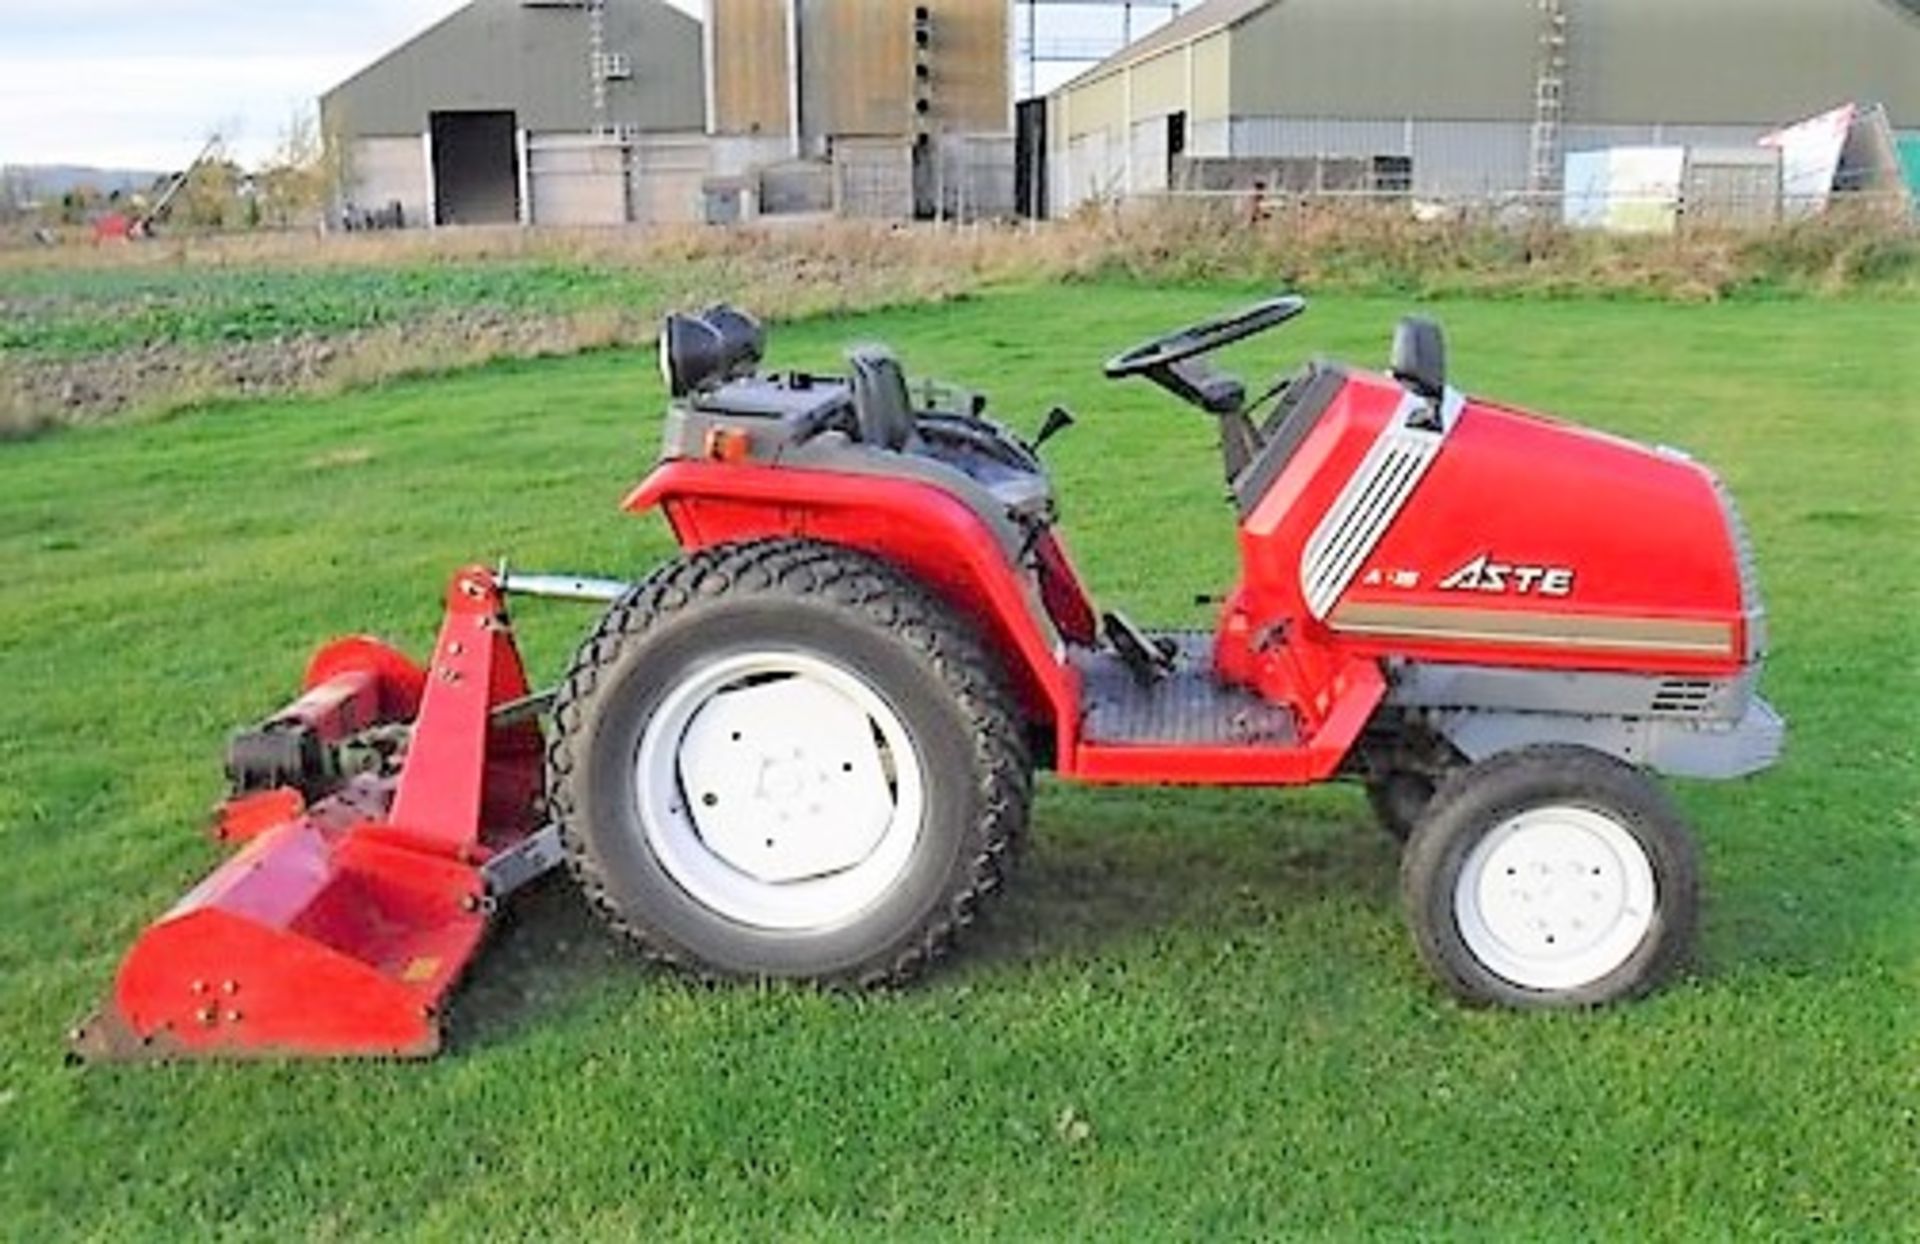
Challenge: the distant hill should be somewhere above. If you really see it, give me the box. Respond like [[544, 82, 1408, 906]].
[[3, 165, 169, 202]]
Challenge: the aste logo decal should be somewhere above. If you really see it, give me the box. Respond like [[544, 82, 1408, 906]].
[[1438, 553, 1575, 597]]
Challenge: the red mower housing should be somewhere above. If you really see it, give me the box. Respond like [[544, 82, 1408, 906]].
[[72, 569, 553, 1060]]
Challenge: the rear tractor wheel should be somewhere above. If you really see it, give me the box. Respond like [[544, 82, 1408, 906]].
[[1399, 744, 1700, 1008], [548, 539, 1031, 987]]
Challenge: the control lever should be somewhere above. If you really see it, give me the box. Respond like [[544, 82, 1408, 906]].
[[1104, 611, 1177, 685], [1032, 405, 1076, 452]]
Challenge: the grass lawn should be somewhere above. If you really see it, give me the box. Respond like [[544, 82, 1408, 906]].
[[0, 283, 1914, 1237]]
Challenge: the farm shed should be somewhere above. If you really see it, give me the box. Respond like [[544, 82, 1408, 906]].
[[320, 0, 706, 228], [1043, 0, 1920, 213]]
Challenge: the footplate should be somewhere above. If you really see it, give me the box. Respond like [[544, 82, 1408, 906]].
[[1073, 633, 1297, 746]]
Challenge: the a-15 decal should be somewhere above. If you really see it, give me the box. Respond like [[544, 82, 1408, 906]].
[[1437, 553, 1576, 597]]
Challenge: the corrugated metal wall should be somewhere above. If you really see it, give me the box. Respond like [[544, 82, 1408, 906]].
[[1225, 117, 1524, 198], [528, 137, 628, 226], [800, 0, 913, 138], [1055, 114, 1783, 207], [710, 0, 792, 137], [931, 134, 1016, 217], [1045, 0, 1920, 213], [712, 0, 1008, 142], [631, 134, 710, 225], [346, 137, 431, 223], [1565, 0, 1920, 127], [1223, 117, 1769, 198], [833, 137, 915, 218], [1222, 0, 1920, 130], [919, 0, 1010, 134], [1228, 0, 1538, 122]]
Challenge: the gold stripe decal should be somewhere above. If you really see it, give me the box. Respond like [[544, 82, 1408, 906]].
[[1329, 603, 1735, 655]]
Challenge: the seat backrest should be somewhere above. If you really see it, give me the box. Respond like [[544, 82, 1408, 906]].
[[1390, 316, 1447, 399], [847, 346, 917, 451]]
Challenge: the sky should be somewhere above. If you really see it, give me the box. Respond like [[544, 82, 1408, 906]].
[[0, 0, 670, 171], [0, 0, 1161, 172]]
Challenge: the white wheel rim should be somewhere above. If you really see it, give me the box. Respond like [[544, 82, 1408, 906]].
[[1453, 804, 1657, 991], [635, 650, 925, 931]]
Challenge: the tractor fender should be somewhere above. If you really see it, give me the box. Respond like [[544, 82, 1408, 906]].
[[624, 461, 1080, 733]]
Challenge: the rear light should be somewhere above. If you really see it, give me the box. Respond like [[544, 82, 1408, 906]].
[[704, 426, 751, 463]]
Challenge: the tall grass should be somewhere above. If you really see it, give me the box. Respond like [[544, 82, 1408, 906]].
[[2, 205, 1912, 437], [7, 206, 1913, 297]]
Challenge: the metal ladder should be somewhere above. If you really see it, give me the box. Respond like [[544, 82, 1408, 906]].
[[1527, 0, 1569, 199]]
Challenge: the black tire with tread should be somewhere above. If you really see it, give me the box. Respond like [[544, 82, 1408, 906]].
[[547, 538, 1031, 988], [1399, 744, 1700, 1009]]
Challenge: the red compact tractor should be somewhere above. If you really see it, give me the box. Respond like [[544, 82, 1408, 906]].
[[74, 297, 1783, 1060]]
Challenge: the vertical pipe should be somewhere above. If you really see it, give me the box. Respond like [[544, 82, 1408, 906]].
[[1026, 0, 1037, 100], [785, 0, 803, 159], [701, 0, 719, 135], [516, 127, 533, 226], [1181, 38, 1194, 188], [421, 128, 438, 228], [1060, 88, 1071, 216]]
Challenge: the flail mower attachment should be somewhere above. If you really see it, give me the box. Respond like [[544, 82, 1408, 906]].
[[69, 566, 596, 1061]]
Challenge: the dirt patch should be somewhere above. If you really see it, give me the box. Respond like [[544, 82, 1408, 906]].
[[0, 306, 658, 435]]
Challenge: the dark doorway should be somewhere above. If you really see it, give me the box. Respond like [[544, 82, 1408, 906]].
[[1015, 97, 1047, 219], [912, 134, 937, 221], [1166, 111, 1188, 187], [429, 111, 520, 226]]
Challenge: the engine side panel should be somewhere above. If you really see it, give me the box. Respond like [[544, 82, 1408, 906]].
[[1340, 402, 1746, 674], [1234, 378, 1750, 678]]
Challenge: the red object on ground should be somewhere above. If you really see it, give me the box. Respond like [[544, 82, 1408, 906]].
[[71, 568, 545, 1060]]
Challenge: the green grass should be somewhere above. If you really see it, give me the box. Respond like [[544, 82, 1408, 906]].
[[0, 285, 1915, 1238]]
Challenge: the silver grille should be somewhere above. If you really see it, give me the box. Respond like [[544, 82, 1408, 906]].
[[1300, 393, 1453, 618], [1649, 678, 1718, 716]]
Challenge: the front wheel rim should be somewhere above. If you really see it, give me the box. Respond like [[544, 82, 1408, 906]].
[[634, 650, 926, 932], [1452, 804, 1658, 991]]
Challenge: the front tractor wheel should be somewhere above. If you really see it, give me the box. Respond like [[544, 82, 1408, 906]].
[[1399, 745, 1700, 1008], [548, 539, 1031, 987], [1366, 770, 1437, 842]]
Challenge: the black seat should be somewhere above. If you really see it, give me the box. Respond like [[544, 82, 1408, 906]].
[[844, 345, 1052, 522], [846, 346, 918, 450], [1390, 316, 1447, 399]]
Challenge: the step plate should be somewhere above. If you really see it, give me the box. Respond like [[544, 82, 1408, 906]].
[[1073, 633, 1298, 747]]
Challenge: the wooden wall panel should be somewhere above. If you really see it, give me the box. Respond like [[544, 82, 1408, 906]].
[[920, 0, 1009, 134]]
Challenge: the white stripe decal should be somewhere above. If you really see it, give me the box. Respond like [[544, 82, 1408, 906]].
[[1300, 388, 1463, 619]]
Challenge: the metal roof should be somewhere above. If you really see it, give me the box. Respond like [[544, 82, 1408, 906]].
[[1057, 0, 1277, 90]]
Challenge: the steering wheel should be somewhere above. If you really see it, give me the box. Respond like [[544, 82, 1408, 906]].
[[1104, 295, 1307, 380]]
